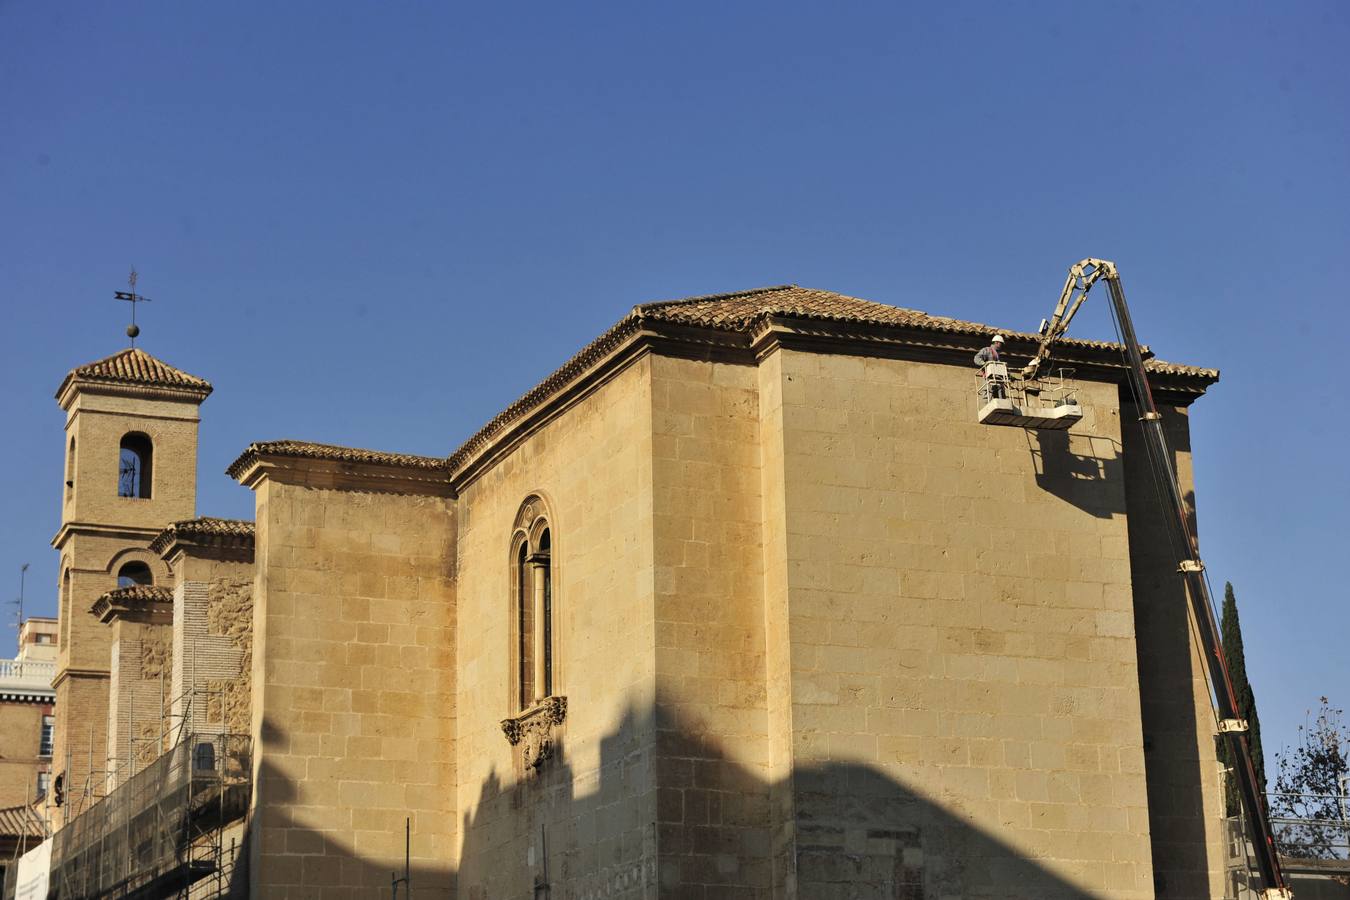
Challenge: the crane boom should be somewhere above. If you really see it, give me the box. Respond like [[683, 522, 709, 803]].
[[1031, 260, 1290, 897], [1022, 257, 1116, 378]]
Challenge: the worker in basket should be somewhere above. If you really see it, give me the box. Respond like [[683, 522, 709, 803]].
[[974, 334, 1007, 399]]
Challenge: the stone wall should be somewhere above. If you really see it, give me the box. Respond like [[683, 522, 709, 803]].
[[246, 471, 456, 898], [765, 349, 1157, 898], [453, 356, 657, 899], [172, 572, 254, 737], [649, 354, 772, 896], [105, 619, 173, 787]]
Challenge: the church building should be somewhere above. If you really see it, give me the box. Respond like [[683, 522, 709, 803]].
[[40, 285, 1228, 899]]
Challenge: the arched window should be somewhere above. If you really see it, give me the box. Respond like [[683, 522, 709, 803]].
[[60, 569, 72, 648], [118, 433, 153, 499], [512, 497, 555, 711], [65, 437, 76, 501], [117, 561, 153, 588]]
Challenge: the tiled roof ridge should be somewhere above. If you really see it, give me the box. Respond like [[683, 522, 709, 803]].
[[445, 313, 645, 472], [99, 584, 173, 604], [444, 284, 1217, 474], [634, 284, 799, 313], [149, 517, 255, 555], [0, 803, 46, 838], [166, 515, 254, 532], [226, 439, 449, 480], [58, 346, 213, 398], [90, 584, 174, 623]]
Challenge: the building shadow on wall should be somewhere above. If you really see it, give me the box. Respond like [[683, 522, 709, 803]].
[[456, 700, 1108, 900], [230, 717, 457, 899], [1025, 429, 1125, 519]]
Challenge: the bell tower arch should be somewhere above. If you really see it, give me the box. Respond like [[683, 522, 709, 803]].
[[49, 347, 211, 824]]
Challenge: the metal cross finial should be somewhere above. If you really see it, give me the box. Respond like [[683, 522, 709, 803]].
[[113, 266, 153, 346]]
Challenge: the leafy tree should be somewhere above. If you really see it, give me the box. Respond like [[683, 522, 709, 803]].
[[1217, 582, 1266, 815], [1269, 697, 1350, 860]]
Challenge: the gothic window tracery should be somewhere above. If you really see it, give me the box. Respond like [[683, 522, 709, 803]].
[[511, 496, 555, 711]]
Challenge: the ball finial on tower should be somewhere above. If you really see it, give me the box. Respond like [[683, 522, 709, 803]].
[[114, 267, 152, 347]]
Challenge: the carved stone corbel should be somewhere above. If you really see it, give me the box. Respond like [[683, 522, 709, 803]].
[[500, 695, 568, 769]]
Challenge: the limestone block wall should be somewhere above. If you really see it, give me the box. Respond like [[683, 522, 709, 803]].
[[649, 354, 772, 896], [454, 356, 657, 899], [105, 620, 173, 787], [757, 351, 798, 893], [1122, 399, 1227, 899], [248, 476, 456, 898], [767, 348, 1156, 899], [171, 572, 254, 738]]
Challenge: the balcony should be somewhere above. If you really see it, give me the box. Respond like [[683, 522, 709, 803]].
[[0, 658, 56, 701]]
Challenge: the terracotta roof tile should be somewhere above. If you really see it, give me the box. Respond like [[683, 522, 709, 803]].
[[98, 585, 173, 605], [149, 517, 255, 556], [57, 347, 212, 399], [446, 284, 1216, 473], [90, 585, 173, 624], [637, 285, 1211, 367], [0, 804, 46, 838], [226, 439, 448, 480]]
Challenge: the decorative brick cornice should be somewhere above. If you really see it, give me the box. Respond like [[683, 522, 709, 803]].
[[228, 440, 454, 497], [501, 695, 568, 770], [150, 517, 255, 562]]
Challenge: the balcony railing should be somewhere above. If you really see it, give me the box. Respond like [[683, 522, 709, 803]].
[[0, 658, 56, 692]]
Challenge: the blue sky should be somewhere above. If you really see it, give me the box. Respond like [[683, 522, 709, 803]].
[[2, 2, 1346, 776]]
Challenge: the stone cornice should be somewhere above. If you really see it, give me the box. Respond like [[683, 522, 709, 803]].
[[56, 380, 212, 411], [221, 296, 1221, 497], [229, 443, 454, 497], [51, 521, 163, 550], [749, 317, 1216, 402], [446, 314, 1218, 488]]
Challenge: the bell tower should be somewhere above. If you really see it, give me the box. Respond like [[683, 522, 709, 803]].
[[50, 347, 211, 824]]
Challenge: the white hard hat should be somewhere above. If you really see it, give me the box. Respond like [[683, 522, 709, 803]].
[[991, 334, 1005, 343]]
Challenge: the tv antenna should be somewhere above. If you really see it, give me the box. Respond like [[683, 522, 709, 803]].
[[9, 563, 28, 654], [113, 267, 152, 346]]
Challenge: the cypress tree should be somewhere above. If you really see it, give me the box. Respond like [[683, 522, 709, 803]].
[[1217, 581, 1266, 816]]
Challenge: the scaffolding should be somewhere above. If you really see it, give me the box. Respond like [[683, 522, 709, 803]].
[[48, 732, 251, 900]]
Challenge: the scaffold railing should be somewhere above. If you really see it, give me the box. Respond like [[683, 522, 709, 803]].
[[49, 733, 250, 900]]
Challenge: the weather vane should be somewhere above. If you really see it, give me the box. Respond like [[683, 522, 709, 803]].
[[113, 267, 152, 346]]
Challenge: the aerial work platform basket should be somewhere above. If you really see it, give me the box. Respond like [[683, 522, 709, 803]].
[[976, 362, 1082, 430]]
